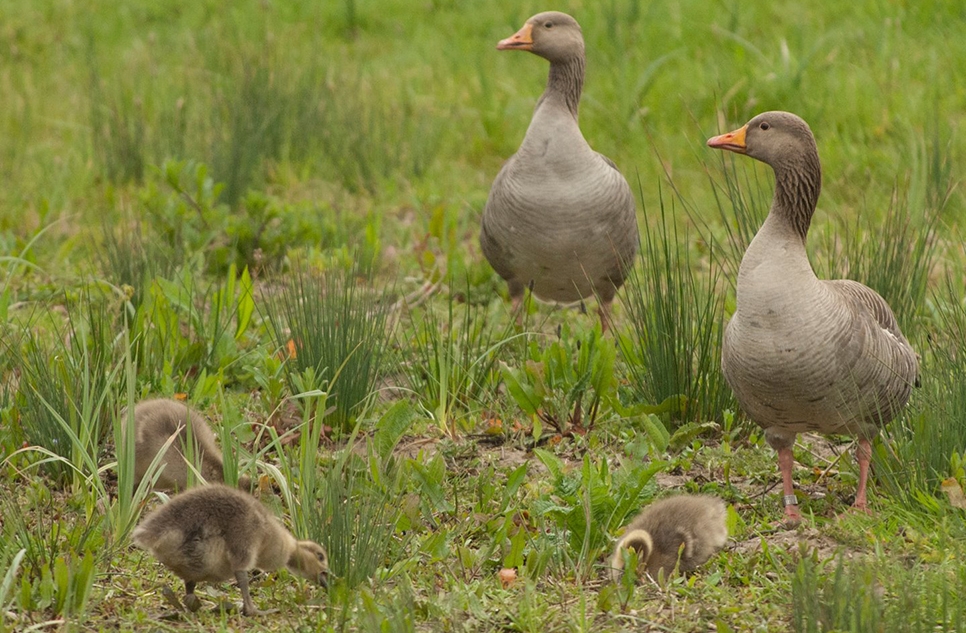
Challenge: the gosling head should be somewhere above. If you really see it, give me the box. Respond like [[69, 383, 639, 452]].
[[610, 529, 653, 583], [288, 540, 329, 587]]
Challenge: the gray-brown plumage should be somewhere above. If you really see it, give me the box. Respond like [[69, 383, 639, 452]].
[[707, 112, 919, 523], [480, 11, 639, 331], [132, 484, 328, 616], [609, 495, 728, 583], [124, 398, 251, 492]]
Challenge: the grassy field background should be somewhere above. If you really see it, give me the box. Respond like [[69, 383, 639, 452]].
[[1, 0, 965, 631]]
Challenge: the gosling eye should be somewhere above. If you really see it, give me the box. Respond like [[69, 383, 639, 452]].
[[759, 122, 771, 131], [544, 21, 554, 28]]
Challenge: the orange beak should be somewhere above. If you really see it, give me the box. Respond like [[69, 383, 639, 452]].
[[497, 22, 534, 51], [707, 124, 748, 154]]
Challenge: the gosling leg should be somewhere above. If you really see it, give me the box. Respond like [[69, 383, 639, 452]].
[[183, 581, 202, 612], [235, 571, 259, 616]]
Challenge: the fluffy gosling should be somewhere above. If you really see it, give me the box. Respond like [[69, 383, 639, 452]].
[[123, 398, 251, 491], [132, 484, 327, 616], [610, 494, 728, 583]]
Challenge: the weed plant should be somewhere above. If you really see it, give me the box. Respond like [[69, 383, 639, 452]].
[[262, 261, 392, 434], [314, 446, 403, 591], [531, 451, 665, 581], [501, 324, 618, 436], [401, 289, 512, 437], [619, 190, 733, 427], [9, 297, 119, 487], [0, 488, 101, 620], [793, 550, 966, 633], [876, 276, 966, 506], [129, 263, 255, 390]]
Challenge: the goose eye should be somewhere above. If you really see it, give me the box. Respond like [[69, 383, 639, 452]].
[[544, 21, 553, 28], [759, 122, 771, 131]]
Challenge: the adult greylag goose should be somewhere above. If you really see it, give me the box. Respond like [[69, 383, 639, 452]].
[[707, 111, 919, 523], [133, 484, 328, 616], [480, 11, 639, 331], [610, 494, 728, 583], [124, 398, 251, 492]]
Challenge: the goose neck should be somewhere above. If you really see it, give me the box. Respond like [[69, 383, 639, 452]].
[[770, 153, 822, 242], [539, 54, 584, 118]]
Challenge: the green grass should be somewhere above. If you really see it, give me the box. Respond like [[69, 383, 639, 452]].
[[2, 0, 966, 630]]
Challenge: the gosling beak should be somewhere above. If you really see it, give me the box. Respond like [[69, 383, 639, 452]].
[[497, 23, 534, 51], [707, 124, 748, 154], [318, 571, 328, 588]]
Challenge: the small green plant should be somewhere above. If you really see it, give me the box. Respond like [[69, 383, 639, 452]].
[[0, 488, 102, 621], [876, 275, 966, 507], [10, 295, 120, 487], [619, 190, 733, 427], [0, 545, 26, 633], [500, 324, 617, 437], [277, 396, 410, 595], [315, 445, 404, 591], [530, 450, 665, 581], [139, 160, 224, 264], [792, 549, 966, 633], [401, 289, 513, 437], [130, 262, 255, 389], [262, 261, 392, 434]]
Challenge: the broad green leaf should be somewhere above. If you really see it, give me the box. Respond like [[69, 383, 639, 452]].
[[500, 362, 542, 415], [641, 414, 670, 453], [373, 400, 417, 462], [504, 526, 527, 569], [669, 421, 719, 451], [532, 447, 564, 482], [235, 266, 255, 340]]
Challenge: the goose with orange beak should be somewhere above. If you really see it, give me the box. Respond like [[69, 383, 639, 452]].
[[480, 12, 639, 332], [707, 111, 918, 524]]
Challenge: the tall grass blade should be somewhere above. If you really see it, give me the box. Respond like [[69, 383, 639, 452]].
[[619, 184, 733, 427], [262, 261, 392, 434]]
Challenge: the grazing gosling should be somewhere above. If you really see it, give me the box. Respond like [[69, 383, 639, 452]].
[[123, 398, 251, 491], [610, 495, 728, 583], [132, 484, 328, 616]]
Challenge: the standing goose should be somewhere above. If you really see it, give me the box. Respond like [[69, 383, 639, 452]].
[[707, 112, 919, 523], [133, 484, 328, 616], [610, 495, 728, 583], [480, 11, 639, 331], [124, 398, 251, 492]]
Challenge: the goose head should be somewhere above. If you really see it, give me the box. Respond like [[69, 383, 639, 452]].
[[497, 11, 584, 64], [707, 111, 819, 171]]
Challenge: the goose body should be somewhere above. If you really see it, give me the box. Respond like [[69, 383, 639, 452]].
[[481, 11, 639, 330], [124, 398, 250, 492], [133, 484, 327, 616], [708, 112, 919, 522], [610, 494, 728, 583]]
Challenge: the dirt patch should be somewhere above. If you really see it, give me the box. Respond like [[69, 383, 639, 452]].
[[732, 525, 858, 561]]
